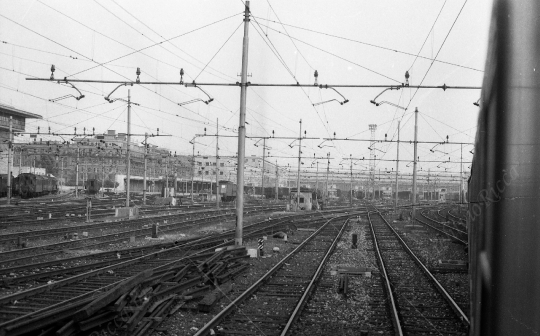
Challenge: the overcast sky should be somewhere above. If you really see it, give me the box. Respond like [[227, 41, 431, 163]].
[[0, 0, 493, 181]]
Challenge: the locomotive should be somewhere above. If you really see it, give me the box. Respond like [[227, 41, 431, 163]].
[[0, 174, 12, 197], [17, 173, 59, 198], [219, 181, 237, 202], [468, 0, 540, 334], [84, 178, 101, 195], [0, 173, 59, 199], [218, 181, 296, 202]]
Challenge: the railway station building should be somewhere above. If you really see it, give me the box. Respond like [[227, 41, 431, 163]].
[[0, 103, 42, 175]]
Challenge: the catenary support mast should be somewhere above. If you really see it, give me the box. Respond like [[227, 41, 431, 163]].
[[235, 0, 250, 246]]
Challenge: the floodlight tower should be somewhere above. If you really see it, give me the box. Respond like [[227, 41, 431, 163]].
[[369, 124, 377, 200]]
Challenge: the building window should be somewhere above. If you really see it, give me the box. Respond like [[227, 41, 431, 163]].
[[220, 163, 224, 167], [220, 171, 223, 175], [205, 171, 209, 175], [206, 162, 209, 166]]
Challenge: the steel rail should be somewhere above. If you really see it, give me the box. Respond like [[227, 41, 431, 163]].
[[5, 208, 301, 284], [0, 206, 281, 268], [441, 208, 467, 223], [367, 210, 404, 336], [0, 241, 231, 336], [193, 211, 360, 336], [0, 213, 317, 335], [0, 206, 227, 241], [375, 210, 469, 325], [425, 209, 467, 236], [418, 210, 468, 245], [279, 215, 352, 335]]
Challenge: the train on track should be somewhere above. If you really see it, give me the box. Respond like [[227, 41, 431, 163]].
[[84, 178, 101, 195], [219, 181, 294, 202], [219, 181, 360, 203], [468, 0, 540, 334], [0, 173, 59, 199]]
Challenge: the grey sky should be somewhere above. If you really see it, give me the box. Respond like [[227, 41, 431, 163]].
[[0, 0, 493, 180]]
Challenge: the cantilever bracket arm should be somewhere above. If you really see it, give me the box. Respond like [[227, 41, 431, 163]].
[[377, 101, 407, 110], [105, 83, 133, 102], [313, 86, 349, 106], [370, 87, 401, 106], [184, 82, 214, 104], [317, 139, 330, 148], [328, 87, 349, 104], [50, 78, 86, 102], [313, 99, 341, 106], [178, 98, 204, 106]]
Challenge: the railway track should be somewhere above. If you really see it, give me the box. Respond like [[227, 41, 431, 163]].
[[0, 207, 297, 288], [368, 210, 469, 335], [0, 211, 314, 336], [0, 209, 354, 297], [417, 209, 468, 245], [193, 212, 358, 336], [0, 206, 280, 268], [0, 204, 240, 247], [0, 201, 213, 228]]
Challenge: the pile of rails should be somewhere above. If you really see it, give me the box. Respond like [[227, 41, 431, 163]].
[[7, 246, 249, 336]]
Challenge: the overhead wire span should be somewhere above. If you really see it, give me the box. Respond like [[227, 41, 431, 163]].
[[35, 1, 232, 82], [421, 112, 476, 139], [65, 11, 242, 78], [408, 0, 448, 71], [249, 18, 334, 138], [194, 22, 243, 81], [419, 112, 446, 142], [405, 0, 469, 110], [263, 0, 314, 71], [0, 83, 175, 137], [253, 15, 483, 73], [98, 0, 238, 84], [0, 11, 218, 123], [260, 24, 402, 83]]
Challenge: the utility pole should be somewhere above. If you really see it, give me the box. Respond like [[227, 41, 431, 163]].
[[191, 139, 195, 204], [325, 152, 330, 204], [315, 160, 319, 205], [261, 137, 266, 200], [6, 117, 12, 204], [460, 143, 463, 208], [18, 147, 22, 177], [216, 118, 220, 208], [165, 153, 169, 198], [395, 120, 400, 210], [369, 124, 377, 201], [275, 160, 278, 201], [235, 0, 250, 246], [60, 156, 64, 192], [101, 159, 105, 197], [296, 119, 302, 210], [143, 132, 148, 205], [350, 154, 353, 208], [126, 89, 132, 208], [76, 142, 80, 197], [412, 107, 419, 219]]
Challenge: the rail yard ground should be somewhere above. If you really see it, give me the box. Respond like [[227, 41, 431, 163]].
[[0, 194, 469, 336]]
